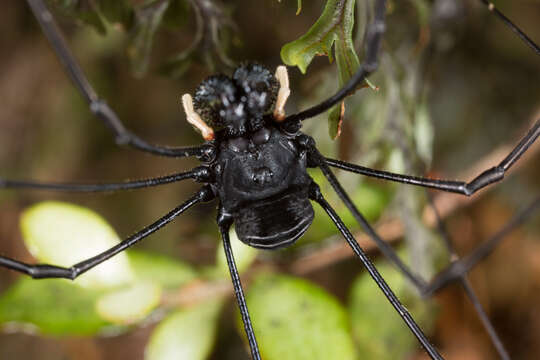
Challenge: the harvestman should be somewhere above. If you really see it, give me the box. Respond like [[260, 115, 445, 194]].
[[1, 0, 540, 359]]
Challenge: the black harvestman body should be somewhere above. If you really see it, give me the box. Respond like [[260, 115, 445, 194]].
[[0, 0, 540, 359]]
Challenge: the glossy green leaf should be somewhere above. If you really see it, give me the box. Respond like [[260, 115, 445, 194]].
[[128, 250, 197, 290], [216, 227, 258, 277], [244, 274, 357, 360], [145, 300, 223, 360], [96, 282, 162, 325], [20, 201, 135, 289], [0, 278, 108, 336], [349, 256, 435, 359]]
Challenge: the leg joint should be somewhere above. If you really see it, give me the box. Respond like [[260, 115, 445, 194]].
[[197, 185, 216, 203], [308, 181, 323, 202], [192, 166, 213, 183], [466, 166, 505, 196], [30, 264, 77, 280], [197, 143, 217, 163]]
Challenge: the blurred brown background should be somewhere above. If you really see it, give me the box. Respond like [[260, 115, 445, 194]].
[[0, 0, 539, 359]]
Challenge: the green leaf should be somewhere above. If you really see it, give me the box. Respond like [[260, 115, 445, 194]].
[[0, 278, 108, 336], [96, 282, 162, 325], [128, 250, 197, 290], [93, 250, 199, 325], [349, 255, 435, 359], [128, 0, 171, 77], [20, 201, 135, 289], [281, 0, 368, 138], [281, 0, 356, 74], [216, 227, 258, 277], [244, 274, 357, 360], [145, 300, 223, 360]]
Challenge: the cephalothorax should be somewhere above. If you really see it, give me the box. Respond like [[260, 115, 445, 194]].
[[1, 1, 540, 360], [212, 122, 314, 249], [185, 63, 314, 249]]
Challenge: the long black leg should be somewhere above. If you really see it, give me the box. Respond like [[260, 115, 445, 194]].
[[0, 167, 210, 193], [325, 118, 540, 196], [309, 182, 444, 360], [425, 195, 540, 295], [217, 210, 261, 360], [25, 0, 214, 160], [319, 145, 534, 359], [479, 0, 540, 55], [308, 136, 516, 358], [307, 143, 429, 290], [0, 186, 213, 279], [427, 193, 510, 360]]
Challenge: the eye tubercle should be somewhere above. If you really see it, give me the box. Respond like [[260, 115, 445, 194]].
[[252, 127, 271, 145]]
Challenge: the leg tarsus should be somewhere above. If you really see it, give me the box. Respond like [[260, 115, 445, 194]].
[[478, 0, 540, 55], [424, 195, 540, 295], [425, 191, 512, 360]]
